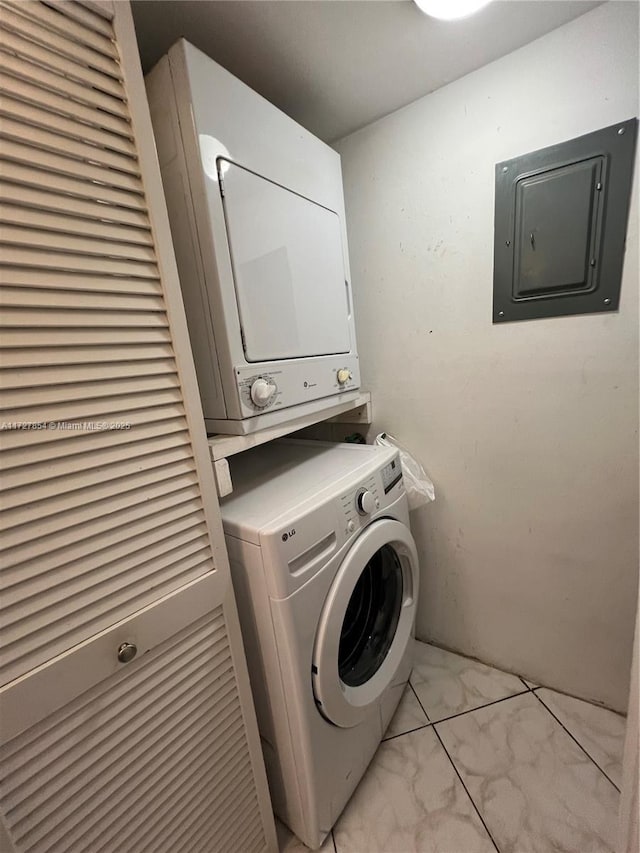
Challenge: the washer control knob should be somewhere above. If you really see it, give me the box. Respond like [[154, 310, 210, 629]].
[[347, 519, 356, 533], [356, 489, 376, 515], [337, 368, 351, 385], [250, 378, 276, 408]]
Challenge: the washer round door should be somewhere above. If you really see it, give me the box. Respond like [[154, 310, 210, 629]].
[[312, 518, 419, 728]]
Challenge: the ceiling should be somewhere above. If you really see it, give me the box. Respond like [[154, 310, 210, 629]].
[[131, 0, 603, 142]]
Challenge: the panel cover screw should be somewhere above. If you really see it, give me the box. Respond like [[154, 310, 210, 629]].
[[505, 240, 511, 246], [603, 298, 611, 305], [618, 127, 625, 135], [498, 311, 505, 317], [502, 166, 508, 172]]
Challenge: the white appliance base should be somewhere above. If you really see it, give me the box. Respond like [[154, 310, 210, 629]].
[[206, 389, 365, 435]]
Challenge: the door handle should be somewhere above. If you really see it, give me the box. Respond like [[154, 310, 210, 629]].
[[117, 642, 137, 663]]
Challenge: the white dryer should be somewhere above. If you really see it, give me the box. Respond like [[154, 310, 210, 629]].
[[221, 440, 419, 849]]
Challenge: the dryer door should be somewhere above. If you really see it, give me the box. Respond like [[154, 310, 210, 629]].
[[219, 160, 351, 362], [312, 519, 418, 728]]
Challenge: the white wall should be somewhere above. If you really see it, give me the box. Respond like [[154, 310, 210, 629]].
[[335, 1, 639, 712]]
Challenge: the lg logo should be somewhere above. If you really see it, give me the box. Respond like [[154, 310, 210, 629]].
[[281, 529, 296, 542]]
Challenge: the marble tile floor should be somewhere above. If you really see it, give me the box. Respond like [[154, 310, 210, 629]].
[[277, 640, 626, 853]]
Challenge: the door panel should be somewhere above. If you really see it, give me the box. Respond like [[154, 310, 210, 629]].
[[220, 160, 351, 361], [0, 2, 276, 850]]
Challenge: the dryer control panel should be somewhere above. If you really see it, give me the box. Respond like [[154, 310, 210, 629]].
[[235, 356, 360, 417]]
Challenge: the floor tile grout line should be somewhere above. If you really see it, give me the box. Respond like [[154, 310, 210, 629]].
[[382, 682, 432, 742], [531, 691, 621, 793], [432, 723, 501, 853], [410, 681, 501, 853], [382, 721, 431, 742], [409, 680, 430, 721], [410, 687, 531, 728]]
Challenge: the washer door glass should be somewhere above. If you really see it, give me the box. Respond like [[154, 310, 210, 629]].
[[338, 544, 403, 687]]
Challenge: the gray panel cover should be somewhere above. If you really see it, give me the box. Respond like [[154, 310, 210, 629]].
[[493, 118, 637, 323]]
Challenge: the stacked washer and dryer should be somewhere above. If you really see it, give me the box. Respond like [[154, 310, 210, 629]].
[[146, 42, 420, 850]]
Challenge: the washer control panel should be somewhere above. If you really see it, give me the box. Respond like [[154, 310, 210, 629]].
[[339, 474, 380, 535], [336, 453, 404, 537], [381, 458, 403, 494]]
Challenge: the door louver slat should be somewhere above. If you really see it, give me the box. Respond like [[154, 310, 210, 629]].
[[2, 479, 198, 570], [1, 138, 142, 192], [0, 286, 163, 313], [0, 205, 152, 245], [2, 0, 117, 57], [2, 408, 184, 461], [0, 3, 121, 77], [0, 269, 160, 297], [0, 94, 136, 155], [0, 184, 151, 229], [1, 443, 193, 516], [0, 160, 146, 208], [0, 49, 129, 116], [0, 227, 155, 261], [0, 398, 182, 445], [1, 305, 166, 328], [1, 468, 198, 549], [1, 114, 139, 175], [1, 419, 185, 489], [2, 482, 197, 576], [36, 0, 114, 37], [0, 24, 124, 97], [0, 246, 158, 278], [0, 72, 133, 138]]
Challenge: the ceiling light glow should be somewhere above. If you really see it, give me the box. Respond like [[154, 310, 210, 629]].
[[414, 0, 494, 20]]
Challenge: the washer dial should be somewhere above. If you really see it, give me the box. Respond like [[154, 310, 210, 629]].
[[356, 488, 376, 515]]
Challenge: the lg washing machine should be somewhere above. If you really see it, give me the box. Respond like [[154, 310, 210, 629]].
[[221, 440, 419, 849]]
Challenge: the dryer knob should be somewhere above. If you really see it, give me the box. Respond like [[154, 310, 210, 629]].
[[250, 378, 276, 408], [337, 368, 351, 385], [356, 489, 376, 515]]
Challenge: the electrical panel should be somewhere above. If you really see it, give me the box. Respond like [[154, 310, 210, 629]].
[[493, 118, 637, 323]]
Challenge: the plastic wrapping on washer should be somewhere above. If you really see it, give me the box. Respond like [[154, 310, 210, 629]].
[[375, 433, 435, 510]]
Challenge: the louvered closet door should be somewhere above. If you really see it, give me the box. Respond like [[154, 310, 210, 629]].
[[0, 2, 276, 851]]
